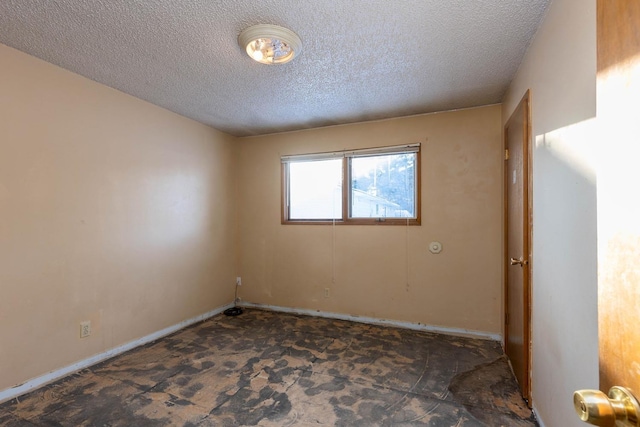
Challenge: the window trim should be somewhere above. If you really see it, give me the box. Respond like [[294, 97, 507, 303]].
[[281, 144, 421, 225]]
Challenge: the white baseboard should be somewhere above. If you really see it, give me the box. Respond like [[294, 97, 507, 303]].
[[1, 301, 502, 405], [532, 405, 546, 427], [239, 302, 502, 341], [0, 302, 234, 404]]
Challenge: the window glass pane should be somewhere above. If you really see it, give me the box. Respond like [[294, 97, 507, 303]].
[[289, 159, 342, 220], [350, 153, 416, 218]]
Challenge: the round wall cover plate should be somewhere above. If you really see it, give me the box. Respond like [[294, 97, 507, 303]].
[[429, 241, 443, 254]]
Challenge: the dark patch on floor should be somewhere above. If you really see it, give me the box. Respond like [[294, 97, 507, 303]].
[[448, 356, 537, 426], [0, 309, 538, 426]]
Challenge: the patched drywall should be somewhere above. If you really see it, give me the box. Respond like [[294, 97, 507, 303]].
[[0, 44, 237, 392], [236, 106, 503, 335]]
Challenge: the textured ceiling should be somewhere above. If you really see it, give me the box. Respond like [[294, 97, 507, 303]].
[[0, 0, 550, 137]]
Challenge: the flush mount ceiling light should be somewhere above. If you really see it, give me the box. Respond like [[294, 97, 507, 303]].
[[238, 24, 302, 65]]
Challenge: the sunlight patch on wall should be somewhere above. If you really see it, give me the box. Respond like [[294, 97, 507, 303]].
[[534, 117, 598, 185]]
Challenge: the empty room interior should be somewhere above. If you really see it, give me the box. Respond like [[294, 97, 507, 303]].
[[3, 1, 639, 426]]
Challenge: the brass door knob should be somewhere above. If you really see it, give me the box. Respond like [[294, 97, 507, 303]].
[[509, 256, 528, 266], [573, 386, 640, 426]]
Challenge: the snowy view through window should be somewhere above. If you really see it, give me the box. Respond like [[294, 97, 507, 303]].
[[288, 153, 416, 220], [351, 153, 415, 218]]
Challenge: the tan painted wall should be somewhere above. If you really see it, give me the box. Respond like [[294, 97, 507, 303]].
[[0, 44, 237, 391], [236, 106, 503, 335], [502, 0, 598, 425]]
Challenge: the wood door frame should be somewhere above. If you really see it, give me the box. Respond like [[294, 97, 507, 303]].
[[503, 89, 533, 404]]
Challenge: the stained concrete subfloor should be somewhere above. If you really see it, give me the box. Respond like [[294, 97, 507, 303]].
[[0, 309, 538, 426]]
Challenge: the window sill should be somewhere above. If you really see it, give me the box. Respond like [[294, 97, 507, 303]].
[[281, 219, 420, 225]]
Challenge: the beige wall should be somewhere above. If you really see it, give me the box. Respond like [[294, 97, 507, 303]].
[[502, 0, 598, 426], [237, 106, 503, 335], [0, 44, 237, 392]]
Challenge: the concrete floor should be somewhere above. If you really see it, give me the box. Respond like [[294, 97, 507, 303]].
[[0, 309, 538, 426]]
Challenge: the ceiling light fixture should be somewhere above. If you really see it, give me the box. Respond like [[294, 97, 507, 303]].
[[238, 24, 302, 65]]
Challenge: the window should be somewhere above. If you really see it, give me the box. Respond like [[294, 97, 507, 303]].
[[282, 144, 420, 225]]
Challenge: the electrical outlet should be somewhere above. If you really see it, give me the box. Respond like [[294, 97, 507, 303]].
[[324, 288, 330, 298], [236, 276, 242, 286], [80, 321, 91, 338]]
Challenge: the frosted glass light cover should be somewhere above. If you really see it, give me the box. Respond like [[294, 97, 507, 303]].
[[238, 24, 302, 65]]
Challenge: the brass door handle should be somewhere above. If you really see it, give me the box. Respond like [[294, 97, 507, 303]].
[[573, 386, 640, 426], [510, 257, 529, 266]]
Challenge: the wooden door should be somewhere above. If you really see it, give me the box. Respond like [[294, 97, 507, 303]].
[[597, 0, 640, 395], [504, 90, 532, 403]]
